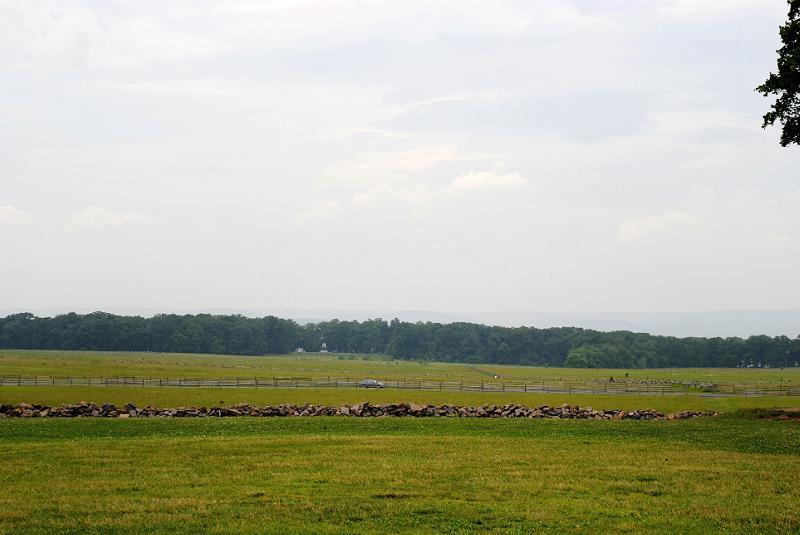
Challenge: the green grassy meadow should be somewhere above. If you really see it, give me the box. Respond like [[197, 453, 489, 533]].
[[2, 349, 799, 385], [1, 417, 799, 533], [2, 350, 799, 533], [0, 350, 469, 381]]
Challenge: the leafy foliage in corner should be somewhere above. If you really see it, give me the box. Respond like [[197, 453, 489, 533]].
[[757, 0, 800, 146]]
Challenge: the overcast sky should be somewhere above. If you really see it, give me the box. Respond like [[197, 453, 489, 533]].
[[1, 0, 799, 317]]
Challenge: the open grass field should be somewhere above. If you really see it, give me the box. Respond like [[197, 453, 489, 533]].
[[2, 350, 799, 385], [1, 416, 799, 533], [2, 350, 799, 533]]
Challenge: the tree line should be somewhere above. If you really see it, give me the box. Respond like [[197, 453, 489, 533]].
[[1, 312, 799, 369]]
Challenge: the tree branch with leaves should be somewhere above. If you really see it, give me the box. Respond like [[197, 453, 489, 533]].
[[757, 0, 800, 146]]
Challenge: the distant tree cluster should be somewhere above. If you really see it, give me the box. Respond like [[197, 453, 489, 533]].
[[1, 312, 799, 369], [0, 312, 300, 356]]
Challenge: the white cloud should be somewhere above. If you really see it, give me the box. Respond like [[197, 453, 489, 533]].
[[690, 184, 715, 198], [398, 91, 513, 113], [351, 170, 530, 206], [95, 79, 236, 97], [323, 145, 492, 185], [351, 192, 373, 205], [446, 171, 529, 194], [3, 0, 800, 314], [0, 3, 223, 70], [0, 206, 30, 226], [298, 201, 340, 223], [316, 127, 413, 141], [68, 206, 153, 229], [649, 108, 752, 136], [767, 232, 794, 245], [332, 146, 454, 178], [618, 212, 696, 243], [203, 0, 613, 49], [660, 0, 776, 16]]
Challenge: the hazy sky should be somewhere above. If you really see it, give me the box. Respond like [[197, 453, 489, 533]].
[[2, 0, 799, 315]]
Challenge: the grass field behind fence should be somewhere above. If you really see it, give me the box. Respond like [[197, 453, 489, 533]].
[[2, 349, 799, 385]]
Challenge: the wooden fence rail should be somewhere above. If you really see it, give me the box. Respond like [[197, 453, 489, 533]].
[[0, 375, 798, 397]]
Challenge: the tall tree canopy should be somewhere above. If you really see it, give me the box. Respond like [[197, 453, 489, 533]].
[[1, 312, 799, 369], [757, 0, 800, 146]]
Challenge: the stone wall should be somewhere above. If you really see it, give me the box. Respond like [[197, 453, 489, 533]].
[[0, 402, 714, 420]]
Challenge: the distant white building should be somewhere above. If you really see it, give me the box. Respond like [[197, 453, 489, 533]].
[[320, 342, 328, 353], [295, 347, 305, 353]]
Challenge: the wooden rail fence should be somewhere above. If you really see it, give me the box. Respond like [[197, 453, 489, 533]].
[[1, 375, 798, 397]]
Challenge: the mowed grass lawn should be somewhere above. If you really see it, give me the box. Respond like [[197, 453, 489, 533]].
[[0, 417, 798, 534], [3, 350, 800, 386]]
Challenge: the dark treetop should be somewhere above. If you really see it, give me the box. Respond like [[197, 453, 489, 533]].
[[757, 0, 800, 146], [1, 312, 798, 369]]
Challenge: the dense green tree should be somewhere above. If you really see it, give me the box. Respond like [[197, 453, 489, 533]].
[[757, 0, 800, 146], [1, 312, 798, 369]]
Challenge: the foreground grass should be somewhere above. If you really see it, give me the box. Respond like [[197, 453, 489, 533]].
[[0, 417, 798, 534], [2, 349, 799, 385], [2, 385, 799, 414]]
